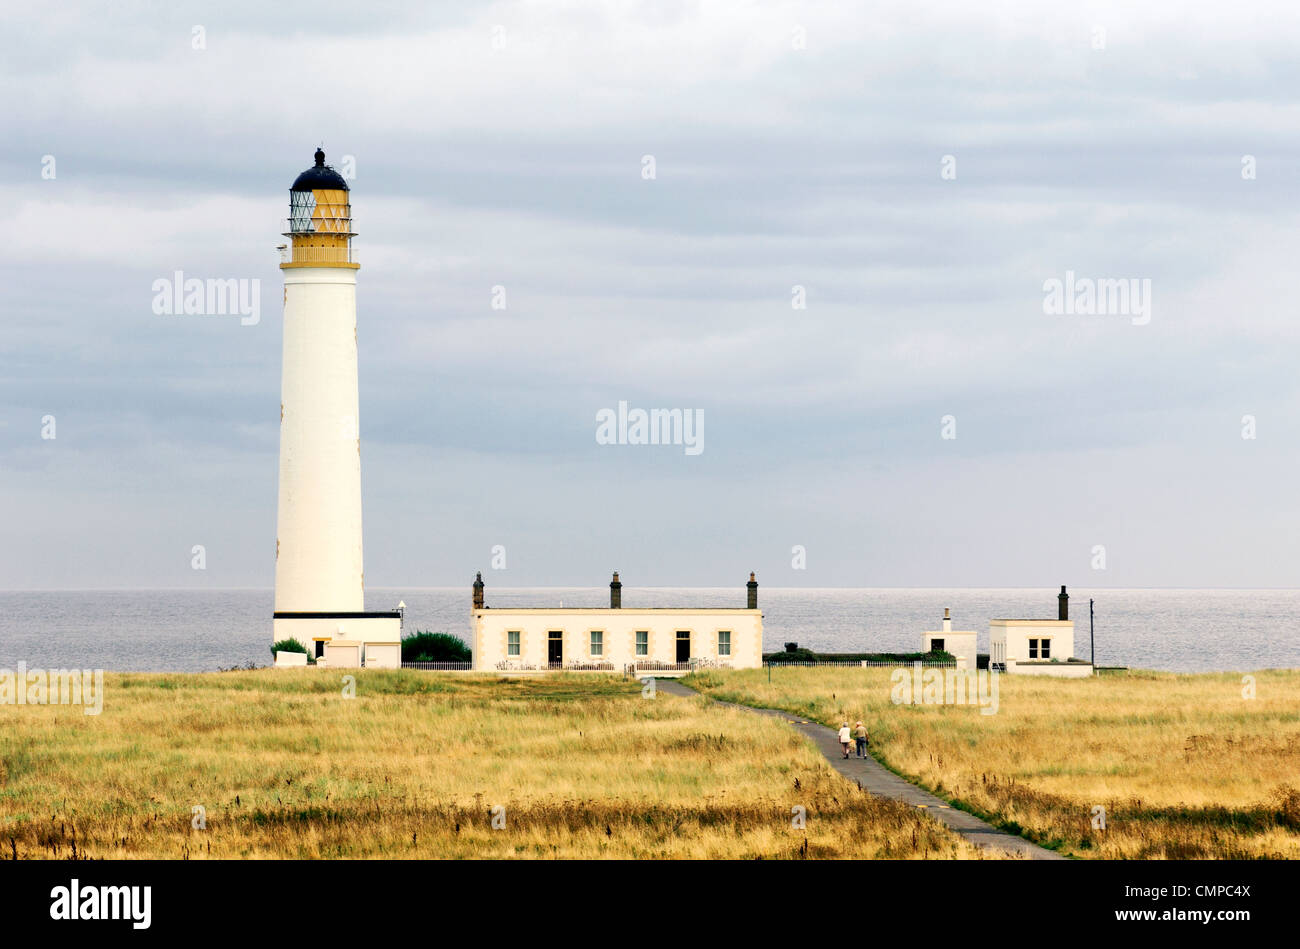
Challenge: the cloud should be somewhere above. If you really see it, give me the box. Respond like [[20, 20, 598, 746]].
[[3, 1, 1300, 587]]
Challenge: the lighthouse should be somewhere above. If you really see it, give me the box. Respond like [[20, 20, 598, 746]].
[[271, 148, 400, 666]]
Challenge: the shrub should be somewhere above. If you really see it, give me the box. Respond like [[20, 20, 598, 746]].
[[271, 638, 307, 658], [402, 631, 471, 663], [1274, 785, 1300, 831], [776, 647, 818, 662], [762, 649, 956, 663]]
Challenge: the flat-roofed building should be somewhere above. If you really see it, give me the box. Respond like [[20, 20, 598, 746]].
[[989, 586, 1093, 677], [921, 608, 978, 670], [471, 572, 764, 674]]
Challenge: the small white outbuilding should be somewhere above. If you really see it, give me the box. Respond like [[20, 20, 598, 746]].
[[989, 586, 1093, 677], [920, 609, 977, 670]]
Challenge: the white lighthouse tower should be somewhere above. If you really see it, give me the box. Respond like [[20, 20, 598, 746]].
[[272, 148, 400, 665]]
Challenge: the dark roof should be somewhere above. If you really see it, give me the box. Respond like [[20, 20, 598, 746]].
[[291, 148, 349, 192]]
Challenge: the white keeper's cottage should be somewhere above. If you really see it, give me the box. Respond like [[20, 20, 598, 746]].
[[471, 572, 764, 673], [989, 586, 1093, 677]]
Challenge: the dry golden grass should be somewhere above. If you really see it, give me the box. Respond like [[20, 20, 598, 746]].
[[683, 667, 1300, 859], [0, 669, 993, 859]]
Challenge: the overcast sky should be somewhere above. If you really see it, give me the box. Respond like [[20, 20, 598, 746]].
[[3, 1, 1300, 590]]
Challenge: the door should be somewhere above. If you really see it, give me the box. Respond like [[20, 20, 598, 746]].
[[676, 630, 690, 663], [548, 630, 563, 667]]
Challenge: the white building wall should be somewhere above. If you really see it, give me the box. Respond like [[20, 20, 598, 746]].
[[363, 641, 401, 669], [273, 615, 401, 654], [274, 267, 365, 613], [990, 620, 1075, 666], [324, 640, 361, 669], [1011, 661, 1093, 678], [921, 631, 978, 670], [472, 609, 763, 671]]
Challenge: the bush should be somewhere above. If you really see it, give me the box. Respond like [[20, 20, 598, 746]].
[[402, 631, 471, 663], [762, 649, 956, 663], [776, 647, 818, 662], [869, 650, 954, 663], [271, 638, 307, 657]]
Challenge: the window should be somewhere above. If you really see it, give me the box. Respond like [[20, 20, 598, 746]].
[[507, 631, 520, 657], [635, 631, 648, 656], [590, 630, 603, 656], [1040, 638, 1051, 659], [717, 630, 731, 656], [931, 638, 945, 653], [1028, 638, 1039, 659]]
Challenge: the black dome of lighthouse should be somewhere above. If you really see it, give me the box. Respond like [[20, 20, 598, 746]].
[[291, 148, 349, 192]]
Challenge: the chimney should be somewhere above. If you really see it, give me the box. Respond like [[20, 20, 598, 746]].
[[1058, 585, 1069, 621], [472, 571, 485, 609], [747, 572, 758, 609], [610, 571, 622, 608], [943, 608, 951, 633]]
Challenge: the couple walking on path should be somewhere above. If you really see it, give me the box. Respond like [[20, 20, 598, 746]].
[[838, 721, 868, 759]]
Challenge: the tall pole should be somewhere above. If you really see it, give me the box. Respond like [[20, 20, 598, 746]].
[[1090, 598, 1095, 673]]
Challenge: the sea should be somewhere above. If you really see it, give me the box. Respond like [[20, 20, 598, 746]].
[[0, 587, 1296, 674]]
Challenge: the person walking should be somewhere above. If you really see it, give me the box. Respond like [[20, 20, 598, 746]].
[[854, 721, 868, 759], [837, 722, 852, 758]]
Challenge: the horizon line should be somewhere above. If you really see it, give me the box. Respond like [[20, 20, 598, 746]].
[[2, 585, 1296, 594]]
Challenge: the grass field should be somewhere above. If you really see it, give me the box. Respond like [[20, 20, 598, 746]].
[[0, 669, 993, 860], [682, 666, 1300, 859]]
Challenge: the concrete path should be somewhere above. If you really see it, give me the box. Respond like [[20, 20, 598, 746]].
[[655, 678, 1066, 860]]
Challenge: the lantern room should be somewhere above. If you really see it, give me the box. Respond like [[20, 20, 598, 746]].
[[280, 148, 358, 269]]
